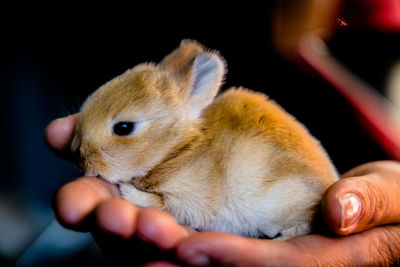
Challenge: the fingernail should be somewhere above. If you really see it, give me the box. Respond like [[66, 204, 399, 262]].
[[181, 250, 211, 267], [338, 192, 362, 229]]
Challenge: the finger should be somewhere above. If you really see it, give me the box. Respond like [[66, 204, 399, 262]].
[[290, 225, 400, 266], [53, 176, 120, 231], [136, 209, 192, 251], [176, 232, 303, 266], [95, 198, 139, 240], [45, 114, 78, 158], [322, 161, 400, 235], [177, 226, 400, 266], [93, 207, 192, 265]]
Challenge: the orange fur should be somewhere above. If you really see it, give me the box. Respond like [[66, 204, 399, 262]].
[[202, 88, 335, 189]]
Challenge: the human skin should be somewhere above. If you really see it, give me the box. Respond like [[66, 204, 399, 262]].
[[46, 114, 400, 266]]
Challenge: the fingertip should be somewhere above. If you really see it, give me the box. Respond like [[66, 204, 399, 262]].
[[45, 114, 78, 154], [136, 209, 189, 250], [176, 232, 229, 266], [322, 178, 365, 236], [53, 177, 117, 231], [54, 179, 100, 229], [95, 198, 138, 240], [176, 233, 220, 266], [321, 182, 346, 234]]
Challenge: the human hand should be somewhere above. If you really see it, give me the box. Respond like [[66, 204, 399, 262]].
[[47, 115, 400, 266], [46, 115, 195, 265], [174, 161, 400, 266]]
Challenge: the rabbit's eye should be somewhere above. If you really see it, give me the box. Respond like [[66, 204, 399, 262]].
[[113, 121, 135, 136]]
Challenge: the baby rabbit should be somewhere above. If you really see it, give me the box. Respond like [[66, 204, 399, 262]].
[[72, 40, 338, 240]]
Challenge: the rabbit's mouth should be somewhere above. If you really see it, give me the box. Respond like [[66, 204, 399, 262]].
[[85, 171, 110, 183], [94, 174, 108, 181], [84, 171, 120, 187], [84, 170, 103, 179], [85, 166, 148, 184]]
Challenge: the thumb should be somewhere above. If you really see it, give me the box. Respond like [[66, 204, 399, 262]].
[[45, 114, 78, 158], [322, 161, 400, 236]]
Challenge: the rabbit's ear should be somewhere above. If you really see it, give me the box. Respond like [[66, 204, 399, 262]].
[[159, 40, 226, 119], [184, 52, 225, 119], [159, 39, 204, 72]]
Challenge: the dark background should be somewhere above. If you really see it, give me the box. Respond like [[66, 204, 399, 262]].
[[0, 2, 396, 266]]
